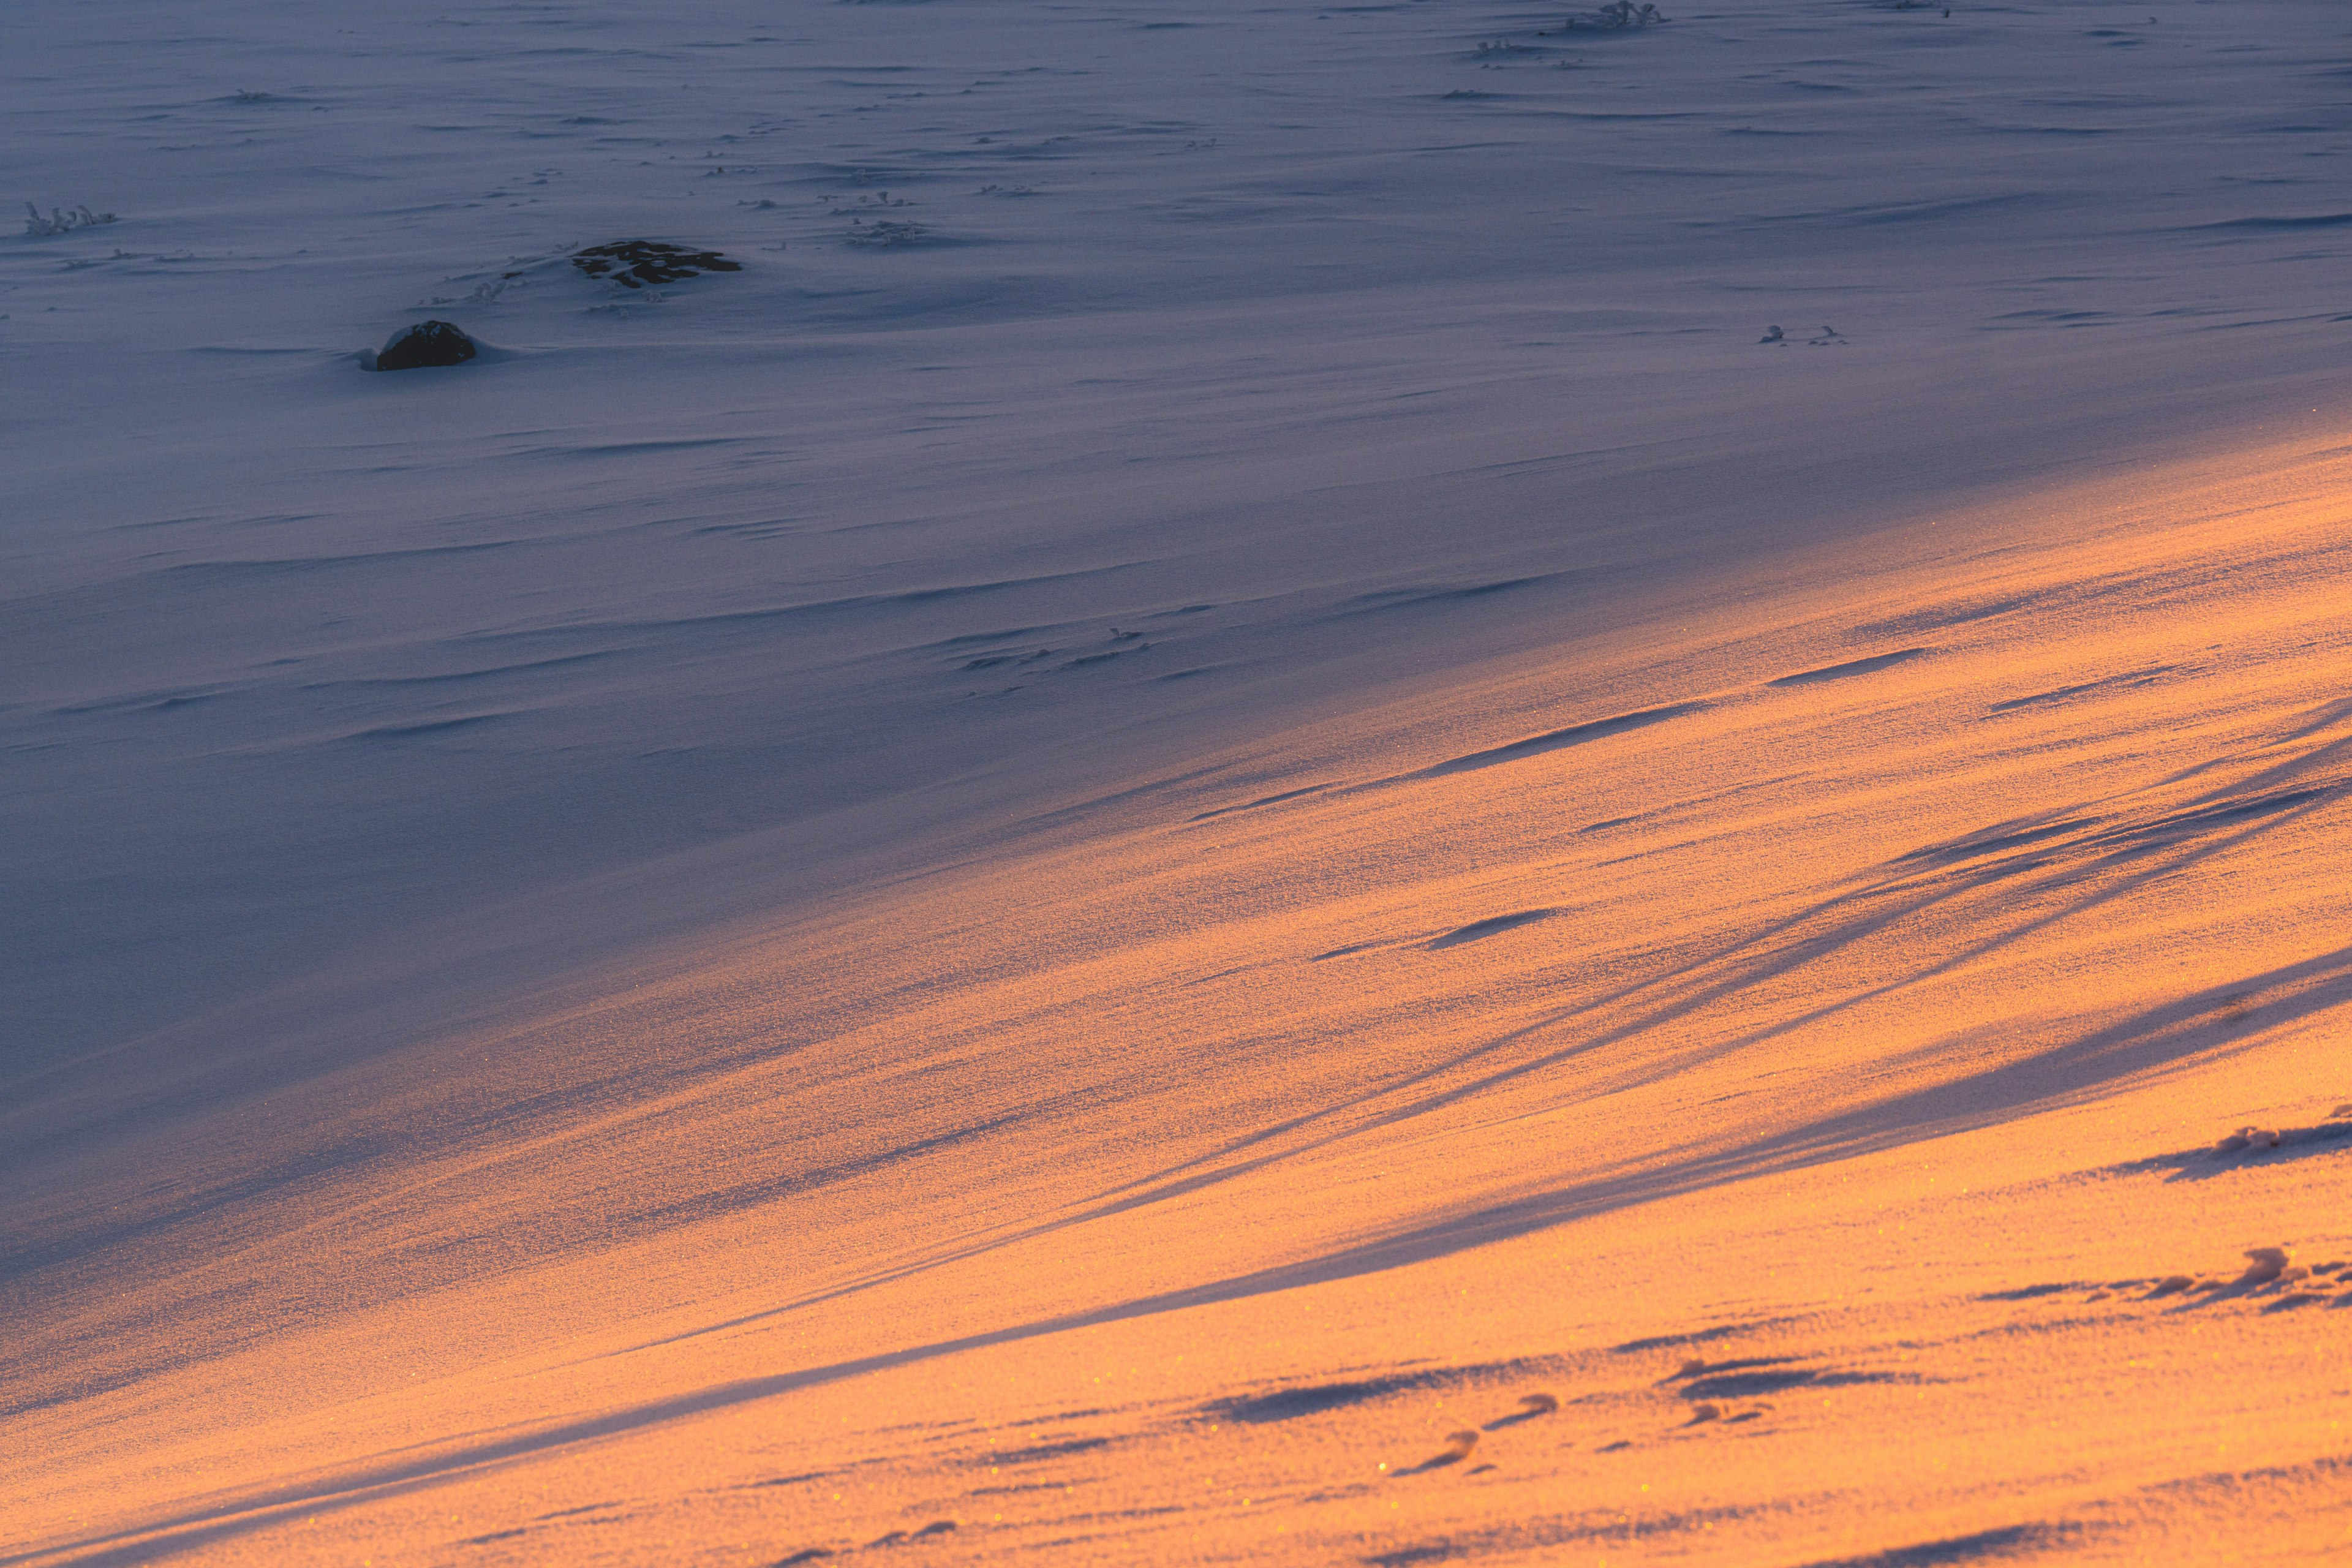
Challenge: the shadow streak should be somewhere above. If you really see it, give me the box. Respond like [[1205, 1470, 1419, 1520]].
[[613, 730, 2352, 1363], [32, 944, 2352, 1566]]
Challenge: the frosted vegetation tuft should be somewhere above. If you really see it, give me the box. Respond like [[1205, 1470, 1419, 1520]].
[[21, 203, 117, 238]]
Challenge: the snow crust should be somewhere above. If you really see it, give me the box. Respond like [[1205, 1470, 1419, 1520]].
[[6, 0, 2352, 1562]]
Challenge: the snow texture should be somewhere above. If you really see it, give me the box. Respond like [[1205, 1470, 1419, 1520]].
[[6, 0, 2352, 1561]]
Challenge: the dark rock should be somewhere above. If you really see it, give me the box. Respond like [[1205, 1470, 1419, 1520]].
[[374, 320, 477, 371], [571, 239, 742, 288]]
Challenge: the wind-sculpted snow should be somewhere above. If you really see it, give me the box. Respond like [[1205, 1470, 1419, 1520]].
[[6, 0, 2352, 1563]]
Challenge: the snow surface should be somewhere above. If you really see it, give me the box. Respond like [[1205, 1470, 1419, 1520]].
[[6, 0, 2352, 1562]]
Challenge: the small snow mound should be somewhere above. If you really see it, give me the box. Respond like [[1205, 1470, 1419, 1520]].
[[2236, 1247, 2290, 1286], [845, 219, 925, 249], [2213, 1126, 2280, 1155]]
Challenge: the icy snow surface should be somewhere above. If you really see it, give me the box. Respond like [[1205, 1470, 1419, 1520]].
[[6, 0, 2352, 1562], [7, 0, 2344, 1089]]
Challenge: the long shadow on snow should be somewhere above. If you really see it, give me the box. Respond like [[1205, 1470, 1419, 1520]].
[[32, 732, 2352, 1562], [625, 726, 2352, 1362], [1082, 726, 2352, 1221], [37, 944, 2352, 1567], [2105, 1118, 2352, 1183]]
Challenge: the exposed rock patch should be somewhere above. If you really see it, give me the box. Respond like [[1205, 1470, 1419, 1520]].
[[372, 320, 477, 371], [571, 240, 741, 288]]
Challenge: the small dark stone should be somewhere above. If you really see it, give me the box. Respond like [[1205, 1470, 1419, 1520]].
[[571, 239, 742, 288], [375, 320, 477, 371]]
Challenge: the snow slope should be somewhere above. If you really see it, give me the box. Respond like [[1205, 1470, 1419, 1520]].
[[6, 0, 2351, 1562]]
